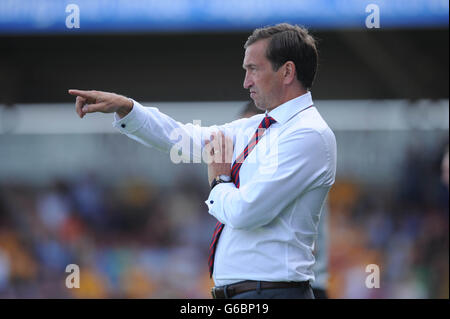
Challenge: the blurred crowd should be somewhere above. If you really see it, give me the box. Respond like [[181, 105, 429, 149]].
[[0, 142, 448, 299], [328, 143, 449, 298], [0, 171, 217, 298]]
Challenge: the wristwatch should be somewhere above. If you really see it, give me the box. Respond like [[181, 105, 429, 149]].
[[211, 175, 232, 190]]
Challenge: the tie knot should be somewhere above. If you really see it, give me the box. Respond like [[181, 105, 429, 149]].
[[258, 116, 277, 129]]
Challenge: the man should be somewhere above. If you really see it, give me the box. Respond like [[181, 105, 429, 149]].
[[69, 23, 337, 299]]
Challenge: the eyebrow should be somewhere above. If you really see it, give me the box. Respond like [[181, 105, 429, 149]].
[[242, 63, 257, 70]]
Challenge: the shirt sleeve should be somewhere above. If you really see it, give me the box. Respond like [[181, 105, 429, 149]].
[[112, 100, 244, 162], [204, 128, 335, 230]]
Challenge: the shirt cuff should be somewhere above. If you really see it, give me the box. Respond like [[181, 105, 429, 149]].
[[112, 99, 148, 134], [204, 182, 236, 218]]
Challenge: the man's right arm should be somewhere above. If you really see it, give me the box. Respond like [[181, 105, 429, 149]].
[[68, 89, 239, 159], [113, 99, 201, 154]]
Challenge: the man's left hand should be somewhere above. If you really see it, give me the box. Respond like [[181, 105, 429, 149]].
[[204, 131, 234, 186]]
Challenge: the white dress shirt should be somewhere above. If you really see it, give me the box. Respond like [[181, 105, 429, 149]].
[[112, 92, 337, 286]]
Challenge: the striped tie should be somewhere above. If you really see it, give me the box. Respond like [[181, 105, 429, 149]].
[[208, 115, 276, 278]]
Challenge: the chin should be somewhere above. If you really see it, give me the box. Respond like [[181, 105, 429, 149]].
[[253, 100, 265, 111]]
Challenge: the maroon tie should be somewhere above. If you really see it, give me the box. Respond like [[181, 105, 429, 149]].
[[208, 115, 277, 277]]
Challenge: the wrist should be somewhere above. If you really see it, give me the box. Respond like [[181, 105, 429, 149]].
[[211, 175, 232, 190], [117, 98, 133, 118]]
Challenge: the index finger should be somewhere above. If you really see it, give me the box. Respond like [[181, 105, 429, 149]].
[[68, 89, 97, 99]]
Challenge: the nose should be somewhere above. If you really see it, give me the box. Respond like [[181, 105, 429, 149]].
[[243, 71, 253, 90]]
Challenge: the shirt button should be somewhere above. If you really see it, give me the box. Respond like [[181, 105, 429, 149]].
[[210, 200, 214, 204], [121, 124, 126, 128]]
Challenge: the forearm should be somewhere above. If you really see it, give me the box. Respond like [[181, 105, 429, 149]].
[[205, 179, 284, 230], [205, 129, 335, 230], [113, 100, 220, 157]]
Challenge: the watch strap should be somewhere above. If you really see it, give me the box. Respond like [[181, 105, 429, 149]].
[[211, 176, 232, 190]]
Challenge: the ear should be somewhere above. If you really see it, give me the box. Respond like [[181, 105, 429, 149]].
[[282, 61, 296, 85]]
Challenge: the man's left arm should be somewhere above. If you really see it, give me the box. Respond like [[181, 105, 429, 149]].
[[205, 128, 335, 230]]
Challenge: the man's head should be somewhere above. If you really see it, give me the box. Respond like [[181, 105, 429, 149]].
[[242, 23, 318, 111]]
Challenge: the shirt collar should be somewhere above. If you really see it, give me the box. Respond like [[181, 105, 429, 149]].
[[266, 91, 314, 125]]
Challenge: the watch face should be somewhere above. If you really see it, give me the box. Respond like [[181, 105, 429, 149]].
[[219, 175, 232, 182]]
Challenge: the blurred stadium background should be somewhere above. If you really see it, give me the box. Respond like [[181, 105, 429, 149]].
[[0, 0, 448, 298]]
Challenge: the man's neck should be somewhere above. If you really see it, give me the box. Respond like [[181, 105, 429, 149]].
[[268, 88, 308, 111]]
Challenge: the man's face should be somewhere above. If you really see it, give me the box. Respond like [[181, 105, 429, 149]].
[[242, 39, 283, 111]]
